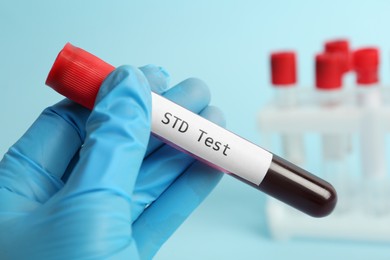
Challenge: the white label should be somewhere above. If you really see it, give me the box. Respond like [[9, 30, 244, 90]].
[[151, 93, 273, 185]]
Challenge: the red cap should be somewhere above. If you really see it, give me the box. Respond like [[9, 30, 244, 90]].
[[324, 39, 351, 73], [270, 51, 297, 86], [46, 43, 115, 109], [353, 47, 379, 85], [315, 53, 343, 90]]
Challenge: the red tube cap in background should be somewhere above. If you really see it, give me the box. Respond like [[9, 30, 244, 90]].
[[353, 47, 379, 85], [315, 53, 343, 90], [270, 51, 297, 86]]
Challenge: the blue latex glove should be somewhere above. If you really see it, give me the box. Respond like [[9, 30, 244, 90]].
[[0, 65, 225, 259]]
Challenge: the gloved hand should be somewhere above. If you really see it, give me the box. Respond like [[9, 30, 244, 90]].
[[0, 65, 225, 260]]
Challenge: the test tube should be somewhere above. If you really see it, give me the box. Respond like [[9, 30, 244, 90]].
[[315, 53, 350, 211], [354, 48, 386, 179], [315, 53, 346, 158], [270, 51, 305, 166], [354, 48, 387, 214], [45, 43, 337, 217]]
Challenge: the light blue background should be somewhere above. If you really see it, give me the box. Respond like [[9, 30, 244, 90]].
[[1, 0, 390, 259]]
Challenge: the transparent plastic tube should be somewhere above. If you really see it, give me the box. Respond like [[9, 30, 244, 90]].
[[357, 84, 388, 215], [274, 86, 305, 166], [317, 90, 349, 178], [357, 84, 386, 178]]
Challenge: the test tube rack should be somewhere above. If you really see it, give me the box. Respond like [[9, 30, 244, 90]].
[[258, 88, 390, 242]]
